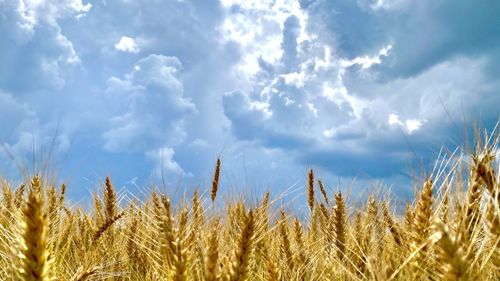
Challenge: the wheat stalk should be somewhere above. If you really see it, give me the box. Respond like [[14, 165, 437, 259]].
[[228, 210, 256, 281], [18, 176, 49, 281]]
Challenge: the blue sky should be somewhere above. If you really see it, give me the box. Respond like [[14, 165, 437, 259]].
[[0, 0, 499, 202]]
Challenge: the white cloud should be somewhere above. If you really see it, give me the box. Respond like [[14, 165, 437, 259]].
[[405, 119, 424, 134], [220, 0, 486, 180], [281, 71, 306, 88], [145, 147, 185, 176], [388, 113, 403, 126], [388, 113, 425, 134], [11, 0, 91, 35], [115, 36, 140, 53], [103, 54, 197, 152], [220, 0, 399, 155], [323, 128, 335, 138], [222, 0, 386, 151], [340, 45, 392, 70], [219, 0, 311, 80], [368, 0, 409, 11], [0, 0, 88, 92]]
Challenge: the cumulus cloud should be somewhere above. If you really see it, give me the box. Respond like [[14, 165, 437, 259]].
[[0, 0, 90, 92], [0, 0, 227, 188], [366, 0, 410, 11], [0, 0, 91, 39], [221, 1, 392, 171], [145, 147, 185, 176], [220, 0, 499, 180], [219, 0, 310, 79], [0, 0, 91, 173], [102, 54, 197, 152], [115, 36, 140, 53], [388, 113, 424, 134]]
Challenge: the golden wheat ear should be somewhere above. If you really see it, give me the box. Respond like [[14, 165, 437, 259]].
[[211, 158, 221, 203], [228, 209, 256, 281], [170, 208, 189, 281], [93, 212, 124, 242], [410, 179, 434, 273], [204, 218, 220, 281], [318, 179, 329, 205], [18, 176, 50, 281], [432, 221, 472, 280], [307, 169, 315, 211], [103, 176, 117, 222], [334, 192, 347, 261], [279, 209, 294, 273], [382, 202, 402, 246], [72, 267, 99, 281]]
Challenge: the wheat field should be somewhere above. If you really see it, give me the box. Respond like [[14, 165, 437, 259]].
[[0, 131, 499, 281]]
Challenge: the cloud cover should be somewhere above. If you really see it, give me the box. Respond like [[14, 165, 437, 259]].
[[0, 0, 498, 200]]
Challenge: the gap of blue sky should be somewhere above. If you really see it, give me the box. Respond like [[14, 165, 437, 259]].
[[0, 0, 499, 202]]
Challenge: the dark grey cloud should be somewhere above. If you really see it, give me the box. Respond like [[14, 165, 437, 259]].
[[301, 0, 392, 57], [378, 0, 500, 78], [282, 15, 301, 68], [301, 0, 500, 79]]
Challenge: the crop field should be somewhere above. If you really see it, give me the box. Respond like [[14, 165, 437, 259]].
[[0, 131, 499, 281]]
